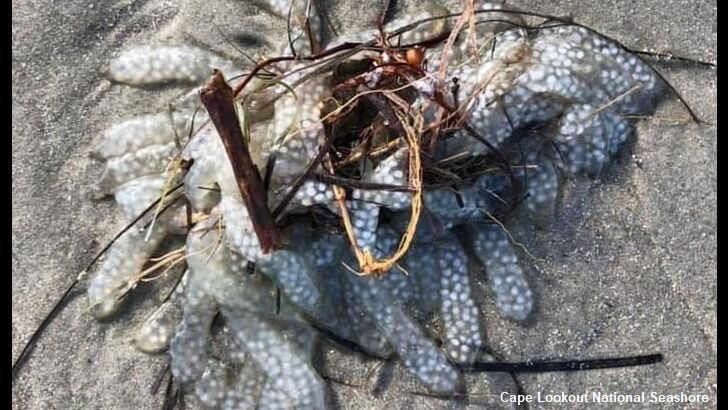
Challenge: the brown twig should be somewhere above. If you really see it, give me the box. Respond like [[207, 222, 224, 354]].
[[200, 71, 281, 253], [231, 41, 367, 98], [334, 138, 402, 169]]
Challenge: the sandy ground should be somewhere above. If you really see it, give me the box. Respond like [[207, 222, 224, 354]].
[[12, 0, 716, 409]]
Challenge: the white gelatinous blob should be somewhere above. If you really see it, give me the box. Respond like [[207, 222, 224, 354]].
[[257, 380, 295, 410], [257, 249, 335, 327], [113, 174, 176, 220], [340, 279, 393, 356], [344, 266, 460, 393], [252, 0, 323, 56], [108, 46, 239, 86], [182, 124, 227, 213], [183, 159, 221, 214], [353, 148, 412, 210], [384, 6, 451, 47], [306, 233, 343, 269], [424, 174, 509, 228], [523, 159, 560, 219], [403, 244, 443, 313], [132, 301, 183, 353], [266, 75, 329, 184], [224, 307, 326, 410], [169, 285, 217, 384], [221, 196, 267, 263], [372, 227, 415, 303], [87, 223, 167, 317], [434, 237, 483, 364], [291, 180, 334, 207], [470, 224, 533, 320], [220, 360, 266, 410], [553, 104, 611, 177], [195, 358, 230, 408], [94, 111, 195, 159], [347, 201, 380, 253], [95, 142, 178, 196]]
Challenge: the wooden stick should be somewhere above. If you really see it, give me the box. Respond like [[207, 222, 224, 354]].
[[200, 71, 281, 253]]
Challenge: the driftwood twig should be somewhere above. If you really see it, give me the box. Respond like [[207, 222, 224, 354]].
[[200, 71, 281, 253]]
